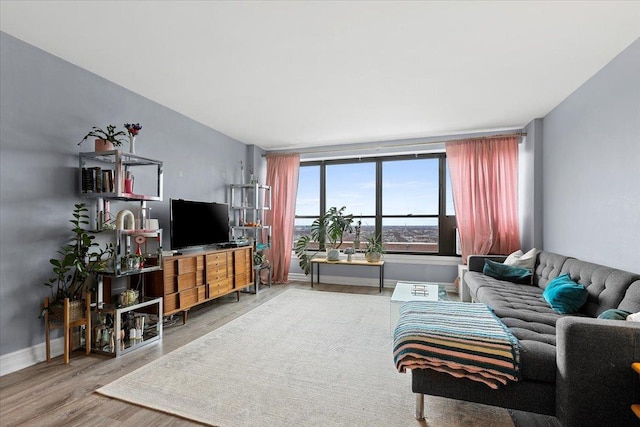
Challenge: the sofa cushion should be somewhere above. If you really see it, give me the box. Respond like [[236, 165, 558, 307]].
[[597, 308, 633, 320], [542, 274, 588, 314], [465, 276, 562, 382], [465, 282, 561, 382], [483, 259, 533, 285], [618, 280, 640, 313], [504, 248, 538, 272]]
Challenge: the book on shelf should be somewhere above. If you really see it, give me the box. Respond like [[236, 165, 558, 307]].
[[102, 169, 114, 192], [81, 167, 114, 193]]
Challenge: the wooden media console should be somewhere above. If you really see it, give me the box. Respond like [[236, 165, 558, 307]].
[[146, 246, 253, 323]]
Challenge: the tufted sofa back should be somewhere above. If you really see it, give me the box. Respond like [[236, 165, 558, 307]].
[[534, 251, 640, 317], [534, 252, 570, 288]]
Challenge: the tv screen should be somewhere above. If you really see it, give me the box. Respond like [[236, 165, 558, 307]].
[[170, 199, 229, 250]]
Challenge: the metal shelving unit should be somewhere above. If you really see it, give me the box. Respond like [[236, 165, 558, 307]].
[[229, 183, 272, 250], [78, 150, 165, 357]]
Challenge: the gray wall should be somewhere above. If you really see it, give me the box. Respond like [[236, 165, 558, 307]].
[[0, 32, 258, 356], [519, 118, 544, 251], [541, 38, 640, 274]]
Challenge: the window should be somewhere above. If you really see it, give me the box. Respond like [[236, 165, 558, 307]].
[[295, 154, 457, 255]]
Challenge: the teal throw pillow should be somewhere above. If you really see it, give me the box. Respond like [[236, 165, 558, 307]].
[[597, 309, 632, 320], [483, 259, 533, 285], [542, 274, 588, 314]]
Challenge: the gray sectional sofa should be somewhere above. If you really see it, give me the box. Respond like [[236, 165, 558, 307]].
[[410, 250, 640, 427]]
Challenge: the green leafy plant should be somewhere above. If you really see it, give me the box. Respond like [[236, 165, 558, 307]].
[[41, 203, 114, 316], [78, 124, 128, 147], [294, 206, 354, 275]]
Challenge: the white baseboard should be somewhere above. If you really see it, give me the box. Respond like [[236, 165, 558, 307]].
[[0, 336, 64, 377]]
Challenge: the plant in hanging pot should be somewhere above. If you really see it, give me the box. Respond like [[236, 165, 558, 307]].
[[364, 234, 385, 263], [40, 203, 114, 320], [294, 206, 354, 274], [78, 125, 128, 152]]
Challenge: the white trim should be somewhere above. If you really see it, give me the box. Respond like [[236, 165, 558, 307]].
[[0, 336, 64, 377], [379, 254, 461, 266]]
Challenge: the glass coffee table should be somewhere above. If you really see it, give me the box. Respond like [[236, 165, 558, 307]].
[[390, 281, 450, 332]]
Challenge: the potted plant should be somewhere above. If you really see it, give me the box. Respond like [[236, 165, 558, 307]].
[[41, 203, 114, 319], [294, 206, 354, 274], [364, 234, 385, 262], [78, 125, 129, 151]]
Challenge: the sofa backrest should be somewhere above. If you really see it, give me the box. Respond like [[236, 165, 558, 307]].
[[534, 251, 570, 288], [618, 280, 640, 313], [559, 258, 640, 317]]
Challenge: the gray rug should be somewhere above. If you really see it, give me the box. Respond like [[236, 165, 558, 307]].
[[97, 289, 512, 426]]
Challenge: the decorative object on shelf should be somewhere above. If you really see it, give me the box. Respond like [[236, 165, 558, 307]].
[[119, 289, 139, 307], [353, 219, 362, 250], [116, 209, 135, 230], [344, 247, 355, 262], [135, 235, 146, 268], [124, 253, 145, 270], [365, 234, 385, 263], [294, 206, 354, 274], [254, 250, 266, 266], [124, 171, 134, 193], [40, 203, 114, 318], [78, 125, 129, 150], [124, 122, 142, 154]]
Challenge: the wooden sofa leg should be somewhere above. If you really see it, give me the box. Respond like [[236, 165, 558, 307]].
[[415, 393, 425, 420]]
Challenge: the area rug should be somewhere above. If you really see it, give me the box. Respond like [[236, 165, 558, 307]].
[[96, 289, 511, 426]]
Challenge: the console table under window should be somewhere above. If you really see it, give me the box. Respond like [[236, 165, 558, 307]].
[[310, 257, 385, 292]]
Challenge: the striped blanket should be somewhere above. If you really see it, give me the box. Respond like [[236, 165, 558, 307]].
[[393, 301, 522, 389]]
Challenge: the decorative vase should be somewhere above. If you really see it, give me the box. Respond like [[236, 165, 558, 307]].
[[327, 248, 340, 261], [95, 139, 114, 152], [353, 238, 361, 250], [365, 252, 382, 263], [128, 135, 136, 154]]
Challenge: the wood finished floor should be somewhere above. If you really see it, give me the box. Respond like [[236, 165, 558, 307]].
[[0, 282, 515, 426]]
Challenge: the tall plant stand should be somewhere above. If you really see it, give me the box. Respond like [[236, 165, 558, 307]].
[[44, 295, 91, 364]]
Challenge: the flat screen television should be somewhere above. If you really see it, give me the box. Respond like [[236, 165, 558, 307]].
[[170, 198, 230, 250]]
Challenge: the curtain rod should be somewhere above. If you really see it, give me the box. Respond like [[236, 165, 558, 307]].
[[263, 132, 526, 157]]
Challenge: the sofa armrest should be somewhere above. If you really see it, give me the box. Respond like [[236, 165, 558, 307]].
[[556, 316, 640, 427], [467, 255, 507, 272]]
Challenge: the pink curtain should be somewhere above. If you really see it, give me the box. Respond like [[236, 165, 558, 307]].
[[446, 137, 520, 264], [264, 153, 300, 283]]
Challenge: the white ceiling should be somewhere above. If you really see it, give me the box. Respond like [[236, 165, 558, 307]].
[[1, 1, 639, 151]]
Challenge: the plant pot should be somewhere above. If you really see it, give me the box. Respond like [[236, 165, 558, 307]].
[[327, 248, 340, 261], [95, 138, 114, 152], [49, 299, 86, 324], [365, 252, 382, 263]]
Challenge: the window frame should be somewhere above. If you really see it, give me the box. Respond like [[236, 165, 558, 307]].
[[295, 153, 457, 256]]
